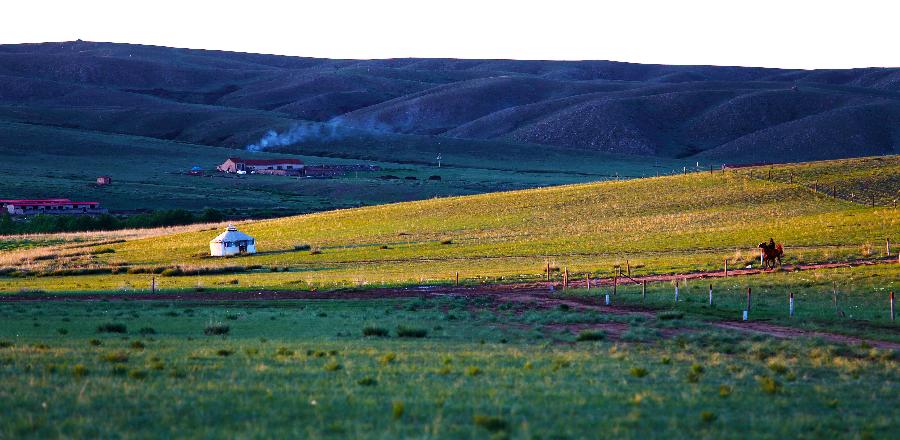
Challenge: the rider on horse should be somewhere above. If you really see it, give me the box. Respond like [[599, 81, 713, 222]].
[[759, 238, 783, 269]]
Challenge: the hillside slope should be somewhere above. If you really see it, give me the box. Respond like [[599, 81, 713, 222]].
[[1, 156, 895, 292], [0, 41, 899, 164]]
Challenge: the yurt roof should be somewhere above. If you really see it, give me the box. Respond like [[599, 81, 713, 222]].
[[210, 225, 254, 243]]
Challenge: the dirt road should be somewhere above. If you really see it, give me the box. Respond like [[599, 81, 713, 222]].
[[1, 257, 896, 349]]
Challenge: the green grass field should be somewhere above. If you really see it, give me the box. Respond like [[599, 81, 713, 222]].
[[0, 120, 685, 216], [1, 295, 897, 439], [3, 156, 894, 285]]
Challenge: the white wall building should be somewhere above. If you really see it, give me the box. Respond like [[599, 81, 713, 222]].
[[209, 225, 257, 256]]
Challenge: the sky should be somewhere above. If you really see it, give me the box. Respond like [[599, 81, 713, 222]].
[[1, 0, 897, 69]]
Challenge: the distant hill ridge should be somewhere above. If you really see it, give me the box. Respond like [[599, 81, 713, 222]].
[[0, 40, 898, 163]]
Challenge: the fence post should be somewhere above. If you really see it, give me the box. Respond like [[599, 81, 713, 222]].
[[724, 258, 728, 278], [674, 280, 679, 303], [455, 271, 459, 287], [814, 181, 818, 193], [887, 238, 892, 257], [641, 280, 646, 302], [151, 276, 156, 294], [759, 248, 764, 266], [586, 274, 590, 291], [626, 260, 631, 277], [891, 291, 895, 321], [564, 267, 568, 290], [708, 284, 713, 306], [789, 292, 794, 318], [613, 270, 617, 296], [746, 287, 752, 312]]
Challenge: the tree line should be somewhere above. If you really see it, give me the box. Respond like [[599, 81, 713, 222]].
[[0, 208, 226, 235]]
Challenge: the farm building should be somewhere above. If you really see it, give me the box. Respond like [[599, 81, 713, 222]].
[[209, 225, 257, 256], [1, 199, 108, 216], [96, 176, 112, 186], [217, 157, 304, 175]]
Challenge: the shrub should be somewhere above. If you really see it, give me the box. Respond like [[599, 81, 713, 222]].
[[89, 339, 102, 346], [719, 384, 733, 397], [293, 244, 312, 251], [244, 348, 260, 357], [440, 239, 453, 245], [465, 366, 482, 376], [97, 323, 127, 333], [57, 328, 68, 335], [357, 377, 377, 386], [130, 341, 145, 350], [657, 311, 684, 320], [396, 326, 427, 338], [111, 364, 128, 376], [576, 330, 605, 341], [102, 351, 129, 363], [473, 415, 508, 432], [72, 364, 89, 378], [149, 361, 165, 370], [691, 364, 704, 374], [629, 367, 648, 378], [700, 411, 717, 423], [324, 360, 342, 371], [660, 356, 671, 364], [392, 401, 404, 419], [756, 375, 782, 394], [552, 358, 571, 371], [128, 369, 148, 380], [276, 347, 294, 356], [138, 327, 156, 335], [687, 371, 701, 383], [204, 323, 230, 336], [0, 340, 12, 348], [160, 268, 181, 277], [216, 349, 234, 357], [380, 352, 397, 365], [225, 314, 239, 321], [363, 326, 389, 337], [768, 361, 788, 375]]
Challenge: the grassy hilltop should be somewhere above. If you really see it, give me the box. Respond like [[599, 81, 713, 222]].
[[1, 156, 896, 292]]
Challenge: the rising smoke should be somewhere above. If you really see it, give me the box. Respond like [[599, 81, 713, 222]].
[[245, 120, 348, 152]]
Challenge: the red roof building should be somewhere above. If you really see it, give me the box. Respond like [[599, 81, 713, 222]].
[[2, 199, 106, 216], [217, 157, 304, 175]]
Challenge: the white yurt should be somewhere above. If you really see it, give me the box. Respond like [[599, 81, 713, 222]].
[[209, 224, 257, 256]]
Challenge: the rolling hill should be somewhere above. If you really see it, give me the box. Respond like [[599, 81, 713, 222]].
[[0, 40, 898, 166], [1, 156, 895, 293]]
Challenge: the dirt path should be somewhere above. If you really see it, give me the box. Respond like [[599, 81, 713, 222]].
[[1, 257, 896, 349], [489, 290, 900, 351]]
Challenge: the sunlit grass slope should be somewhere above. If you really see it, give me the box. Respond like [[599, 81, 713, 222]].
[[1, 156, 894, 292]]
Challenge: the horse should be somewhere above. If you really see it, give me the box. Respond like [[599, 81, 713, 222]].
[[757, 242, 783, 269]]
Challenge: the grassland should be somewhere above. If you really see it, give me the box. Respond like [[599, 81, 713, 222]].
[[2, 156, 895, 286], [0, 120, 685, 215], [0, 157, 897, 438], [1, 295, 897, 439]]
